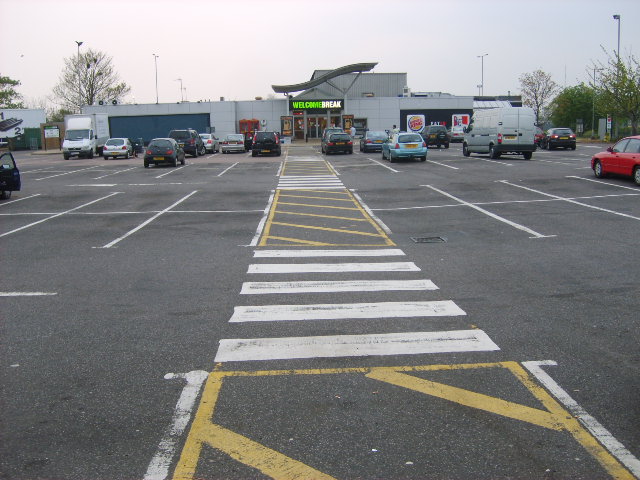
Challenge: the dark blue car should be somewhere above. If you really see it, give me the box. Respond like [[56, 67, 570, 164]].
[[0, 152, 21, 199]]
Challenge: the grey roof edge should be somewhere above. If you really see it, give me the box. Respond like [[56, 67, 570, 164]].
[[271, 62, 378, 94]]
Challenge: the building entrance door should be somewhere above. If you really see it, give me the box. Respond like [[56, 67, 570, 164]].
[[307, 116, 328, 139]]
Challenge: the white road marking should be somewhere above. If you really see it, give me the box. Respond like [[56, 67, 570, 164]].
[[240, 279, 439, 294], [0, 292, 57, 296], [253, 248, 405, 257], [0, 193, 121, 238], [249, 190, 276, 247], [567, 175, 640, 191], [424, 185, 554, 239], [35, 165, 101, 180], [522, 361, 640, 478], [367, 158, 400, 172], [229, 300, 465, 322], [0, 193, 41, 206], [217, 162, 239, 177], [350, 190, 393, 234], [427, 160, 460, 170], [155, 165, 188, 178], [500, 180, 640, 221], [476, 158, 513, 166], [143, 370, 209, 480], [214, 329, 499, 362], [248, 262, 420, 274], [93, 166, 137, 179], [99, 191, 198, 248]]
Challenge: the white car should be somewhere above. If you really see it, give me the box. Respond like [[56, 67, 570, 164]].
[[103, 138, 134, 159], [199, 133, 220, 153]]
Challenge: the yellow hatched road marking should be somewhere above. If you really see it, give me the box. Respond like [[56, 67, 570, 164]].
[[278, 194, 354, 202], [271, 221, 387, 238], [174, 362, 635, 480], [275, 210, 369, 222], [276, 201, 360, 211]]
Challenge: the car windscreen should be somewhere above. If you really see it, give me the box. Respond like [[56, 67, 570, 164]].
[[330, 134, 351, 141], [227, 134, 244, 141], [367, 132, 387, 140], [149, 140, 173, 149], [200, 134, 210, 139], [64, 129, 90, 140], [398, 134, 423, 143], [170, 131, 189, 139], [106, 139, 124, 146]]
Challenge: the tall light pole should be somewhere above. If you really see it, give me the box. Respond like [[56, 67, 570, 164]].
[[477, 53, 488, 96], [590, 67, 601, 139], [152, 54, 159, 104], [175, 78, 183, 102], [75, 41, 83, 112], [612, 14, 621, 64]]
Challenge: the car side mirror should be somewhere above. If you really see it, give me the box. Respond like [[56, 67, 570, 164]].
[[607, 147, 613, 152]]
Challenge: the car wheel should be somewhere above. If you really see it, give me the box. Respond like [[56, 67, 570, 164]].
[[444, 143, 449, 149], [1, 190, 11, 200], [634, 166, 640, 186], [125, 151, 130, 159], [172, 157, 178, 167], [571, 145, 576, 150], [489, 145, 500, 159], [548, 143, 554, 151], [523, 151, 532, 160], [181, 156, 185, 165], [144, 161, 149, 168], [103, 156, 109, 160], [462, 144, 470, 157], [252, 151, 257, 157], [421, 156, 426, 162], [389, 152, 395, 163], [593, 160, 605, 178], [88, 149, 94, 159], [63, 153, 70, 160], [200, 145, 206, 156], [348, 149, 353, 154]]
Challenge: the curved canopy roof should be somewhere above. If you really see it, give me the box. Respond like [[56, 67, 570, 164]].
[[272, 62, 378, 94]]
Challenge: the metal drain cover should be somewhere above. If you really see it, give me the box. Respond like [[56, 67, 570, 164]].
[[411, 236, 446, 243]]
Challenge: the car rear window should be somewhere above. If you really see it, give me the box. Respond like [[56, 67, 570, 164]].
[[200, 134, 211, 139], [330, 134, 351, 141], [170, 131, 189, 140], [428, 126, 446, 132], [149, 140, 173, 148], [399, 134, 422, 143], [367, 132, 387, 140], [553, 129, 573, 135], [227, 134, 244, 141], [106, 139, 124, 146], [255, 132, 276, 141]]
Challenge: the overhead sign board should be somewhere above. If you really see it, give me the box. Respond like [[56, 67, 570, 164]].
[[290, 100, 343, 112]]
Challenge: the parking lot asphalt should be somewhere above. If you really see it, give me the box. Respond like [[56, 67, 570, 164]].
[[1, 143, 639, 479]]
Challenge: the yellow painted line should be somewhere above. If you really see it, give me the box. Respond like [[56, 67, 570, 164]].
[[262, 235, 333, 246], [271, 221, 387, 238], [172, 373, 336, 480], [257, 190, 281, 247], [277, 201, 360, 211], [365, 368, 564, 430], [343, 189, 395, 246], [279, 189, 350, 196], [278, 194, 354, 202], [275, 210, 369, 222]]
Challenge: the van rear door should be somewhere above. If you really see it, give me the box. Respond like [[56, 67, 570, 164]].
[[517, 109, 535, 145], [501, 110, 520, 146]]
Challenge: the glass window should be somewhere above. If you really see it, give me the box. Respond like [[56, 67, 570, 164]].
[[367, 131, 388, 140], [624, 139, 640, 153], [170, 131, 190, 140], [399, 134, 422, 143], [228, 134, 244, 141], [106, 138, 124, 146], [330, 134, 351, 141], [150, 140, 173, 148], [613, 139, 629, 153], [0, 153, 16, 169]]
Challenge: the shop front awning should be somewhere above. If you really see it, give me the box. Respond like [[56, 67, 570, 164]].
[[272, 63, 378, 94]]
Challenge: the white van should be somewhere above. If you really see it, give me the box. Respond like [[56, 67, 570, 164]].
[[462, 107, 536, 159]]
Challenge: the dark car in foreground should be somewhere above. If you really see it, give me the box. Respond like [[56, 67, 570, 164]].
[[324, 133, 353, 154], [168, 129, 205, 157], [542, 128, 576, 150], [421, 125, 450, 149], [251, 131, 281, 157], [359, 130, 388, 152], [320, 128, 344, 153], [144, 138, 185, 168], [591, 135, 640, 185], [0, 151, 21, 199]]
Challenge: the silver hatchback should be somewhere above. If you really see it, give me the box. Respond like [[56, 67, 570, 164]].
[[103, 138, 133, 159]]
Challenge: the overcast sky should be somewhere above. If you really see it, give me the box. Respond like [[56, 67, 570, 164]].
[[2, 0, 638, 107]]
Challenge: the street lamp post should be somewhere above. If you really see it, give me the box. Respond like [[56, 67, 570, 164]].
[[75, 41, 83, 112], [613, 14, 621, 64], [590, 67, 601, 139], [477, 54, 488, 96], [175, 78, 184, 102], [612, 14, 621, 139], [152, 54, 159, 104]]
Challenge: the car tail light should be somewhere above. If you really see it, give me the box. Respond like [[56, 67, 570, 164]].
[[570, 134, 576, 139], [348, 141, 352, 145], [552, 135, 559, 139], [366, 139, 372, 144], [395, 143, 400, 149], [328, 142, 335, 146], [146, 149, 152, 155], [167, 150, 174, 155], [422, 141, 426, 147], [121, 146, 126, 150], [189, 139, 195, 145], [207, 140, 212, 144], [223, 141, 228, 145], [497, 133, 503, 144]]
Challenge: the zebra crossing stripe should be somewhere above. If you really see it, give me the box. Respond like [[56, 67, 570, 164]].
[[240, 279, 439, 294], [214, 329, 499, 362], [248, 262, 420, 273], [253, 249, 405, 257], [229, 300, 465, 322]]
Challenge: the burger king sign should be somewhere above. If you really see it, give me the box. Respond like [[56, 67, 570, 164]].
[[407, 114, 425, 133]]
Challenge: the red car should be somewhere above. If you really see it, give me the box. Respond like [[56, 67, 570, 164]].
[[591, 135, 640, 185]]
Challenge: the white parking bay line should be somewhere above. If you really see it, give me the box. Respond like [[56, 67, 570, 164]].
[[0, 193, 121, 238], [248, 262, 420, 273], [253, 248, 405, 257], [214, 329, 498, 361], [240, 279, 438, 294], [155, 165, 188, 179], [424, 185, 554, 239], [36, 165, 102, 180], [0, 292, 57, 296], [229, 300, 465, 322], [217, 162, 239, 177], [99, 191, 198, 248]]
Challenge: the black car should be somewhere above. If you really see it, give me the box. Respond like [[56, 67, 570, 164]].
[[0, 151, 21, 199], [320, 127, 344, 153], [421, 125, 450, 149], [542, 128, 576, 150], [144, 138, 186, 168], [324, 133, 353, 154], [168, 129, 205, 157], [244, 132, 255, 151], [251, 131, 281, 157], [359, 130, 388, 152]]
